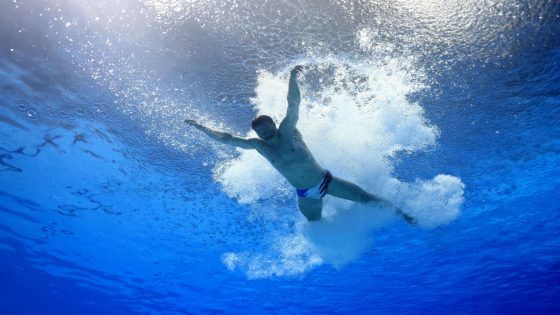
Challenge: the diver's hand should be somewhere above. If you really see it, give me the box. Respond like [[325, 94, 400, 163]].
[[291, 65, 303, 76], [185, 119, 205, 131], [185, 119, 198, 127], [397, 208, 418, 226]]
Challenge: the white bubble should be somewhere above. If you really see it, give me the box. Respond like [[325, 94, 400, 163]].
[[216, 54, 465, 278], [26, 109, 38, 119]]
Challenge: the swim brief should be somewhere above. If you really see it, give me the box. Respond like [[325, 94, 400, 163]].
[[296, 171, 333, 200]]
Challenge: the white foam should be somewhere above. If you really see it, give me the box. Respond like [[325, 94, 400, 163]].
[[386, 174, 465, 228], [221, 234, 323, 279], [215, 52, 464, 278]]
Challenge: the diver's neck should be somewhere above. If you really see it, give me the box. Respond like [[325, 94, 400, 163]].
[[266, 132, 281, 146]]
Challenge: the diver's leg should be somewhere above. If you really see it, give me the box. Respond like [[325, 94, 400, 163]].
[[326, 176, 385, 204], [327, 177, 417, 226], [297, 197, 323, 221]]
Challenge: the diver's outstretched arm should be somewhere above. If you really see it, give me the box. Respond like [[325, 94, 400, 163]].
[[280, 65, 303, 130], [185, 120, 259, 150]]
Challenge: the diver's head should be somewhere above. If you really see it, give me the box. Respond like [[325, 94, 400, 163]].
[[251, 115, 277, 140]]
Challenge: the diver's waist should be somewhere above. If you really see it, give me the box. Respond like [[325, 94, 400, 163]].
[[294, 170, 331, 190]]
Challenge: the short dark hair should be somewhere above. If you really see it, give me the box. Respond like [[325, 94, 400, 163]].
[[251, 115, 274, 130]]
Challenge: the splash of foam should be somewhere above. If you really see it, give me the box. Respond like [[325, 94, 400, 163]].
[[217, 55, 464, 279], [222, 233, 323, 279]]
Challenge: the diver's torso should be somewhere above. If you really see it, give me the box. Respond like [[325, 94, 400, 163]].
[[257, 129, 325, 189]]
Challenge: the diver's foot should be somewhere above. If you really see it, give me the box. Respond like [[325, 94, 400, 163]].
[[397, 208, 418, 226]]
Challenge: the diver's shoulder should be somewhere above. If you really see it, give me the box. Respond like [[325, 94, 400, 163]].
[[248, 137, 267, 149]]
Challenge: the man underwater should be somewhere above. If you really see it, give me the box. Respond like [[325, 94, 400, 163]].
[[186, 66, 416, 224]]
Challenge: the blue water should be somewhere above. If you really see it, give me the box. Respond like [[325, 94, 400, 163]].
[[1, 0, 559, 314]]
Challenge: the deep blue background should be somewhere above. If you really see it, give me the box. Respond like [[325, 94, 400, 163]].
[[1, 0, 559, 314]]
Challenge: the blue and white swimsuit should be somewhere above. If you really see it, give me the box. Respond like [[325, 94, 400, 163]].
[[296, 171, 333, 200]]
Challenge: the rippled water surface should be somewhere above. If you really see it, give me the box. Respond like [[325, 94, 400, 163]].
[[1, 0, 559, 314]]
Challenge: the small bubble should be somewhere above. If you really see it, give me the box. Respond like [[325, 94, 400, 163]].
[[74, 108, 87, 116], [16, 100, 28, 111], [58, 111, 69, 119], [26, 109, 38, 119], [93, 103, 106, 113], [68, 83, 81, 93]]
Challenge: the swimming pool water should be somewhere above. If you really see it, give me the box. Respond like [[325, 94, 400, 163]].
[[1, 0, 559, 314]]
